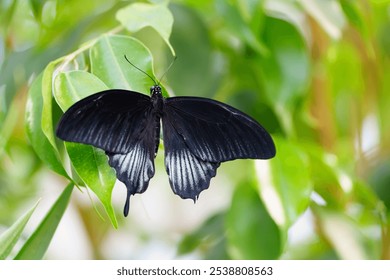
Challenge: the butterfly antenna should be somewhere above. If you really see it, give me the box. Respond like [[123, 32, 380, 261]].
[[124, 55, 157, 85], [157, 56, 177, 86]]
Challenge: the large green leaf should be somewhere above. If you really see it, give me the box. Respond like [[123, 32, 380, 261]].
[[0, 201, 39, 259], [260, 16, 310, 108], [14, 184, 74, 260], [215, 0, 266, 54], [255, 137, 312, 230], [90, 35, 163, 95], [116, 2, 175, 55], [25, 73, 69, 178], [167, 4, 220, 98], [226, 180, 282, 259], [54, 71, 118, 228]]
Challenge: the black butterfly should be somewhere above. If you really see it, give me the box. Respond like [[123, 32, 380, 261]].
[[56, 81, 275, 216]]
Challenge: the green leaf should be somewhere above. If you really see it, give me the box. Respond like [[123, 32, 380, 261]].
[[25, 73, 69, 178], [0, 94, 18, 158], [215, 0, 266, 54], [0, 201, 39, 259], [65, 143, 117, 227], [260, 16, 310, 136], [261, 16, 310, 108], [116, 2, 175, 55], [90, 34, 163, 95], [41, 60, 62, 150], [256, 137, 312, 230], [54, 71, 108, 111], [178, 213, 228, 259], [54, 71, 118, 228], [168, 4, 220, 98], [226, 181, 282, 259], [14, 184, 74, 260]]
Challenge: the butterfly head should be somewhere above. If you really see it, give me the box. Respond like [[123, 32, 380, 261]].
[[150, 85, 162, 96], [150, 85, 164, 113]]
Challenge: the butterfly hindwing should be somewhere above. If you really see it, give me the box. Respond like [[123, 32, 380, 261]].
[[56, 89, 152, 153], [105, 110, 157, 216], [162, 116, 220, 201], [164, 97, 276, 163]]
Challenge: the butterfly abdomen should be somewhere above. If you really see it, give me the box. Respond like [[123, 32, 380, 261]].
[[150, 85, 164, 157]]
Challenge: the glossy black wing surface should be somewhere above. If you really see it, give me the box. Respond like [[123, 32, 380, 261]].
[[56, 89, 157, 216], [162, 116, 220, 201], [105, 110, 157, 216], [163, 97, 276, 163], [56, 89, 151, 153]]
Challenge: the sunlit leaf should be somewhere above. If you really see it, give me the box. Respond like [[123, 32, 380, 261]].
[[54, 71, 118, 228], [298, 0, 346, 39], [90, 35, 165, 95], [41, 60, 64, 151], [0, 201, 39, 259], [313, 205, 380, 259], [116, 2, 175, 55], [25, 73, 69, 178], [14, 184, 73, 260]]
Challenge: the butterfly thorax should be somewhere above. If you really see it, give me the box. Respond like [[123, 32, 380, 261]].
[[150, 85, 163, 156], [150, 85, 164, 115]]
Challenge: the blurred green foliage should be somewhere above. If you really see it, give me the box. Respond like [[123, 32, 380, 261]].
[[1, 0, 390, 260]]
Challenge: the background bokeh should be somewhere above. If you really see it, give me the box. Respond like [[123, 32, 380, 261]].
[[1, 0, 390, 260]]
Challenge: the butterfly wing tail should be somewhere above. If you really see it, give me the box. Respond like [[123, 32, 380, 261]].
[[106, 146, 155, 216]]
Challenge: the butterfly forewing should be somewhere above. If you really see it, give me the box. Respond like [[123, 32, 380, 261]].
[[164, 97, 276, 163], [56, 90, 152, 153]]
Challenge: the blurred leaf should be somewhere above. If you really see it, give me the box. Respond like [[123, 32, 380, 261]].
[[14, 184, 73, 260], [298, 0, 346, 39], [90, 35, 165, 95], [116, 2, 175, 55], [369, 160, 390, 210], [0, 94, 19, 158], [326, 42, 364, 139], [256, 137, 312, 230], [215, 0, 266, 54], [168, 4, 220, 98], [226, 181, 282, 259], [0, 0, 18, 29], [25, 73, 69, 178], [313, 205, 380, 259], [260, 16, 310, 108], [339, 0, 365, 34], [29, 0, 46, 21], [0, 201, 39, 259], [178, 213, 228, 259], [54, 71, 118, 227]]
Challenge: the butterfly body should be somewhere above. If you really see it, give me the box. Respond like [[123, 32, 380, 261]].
[[57, 85, 275, 216]]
